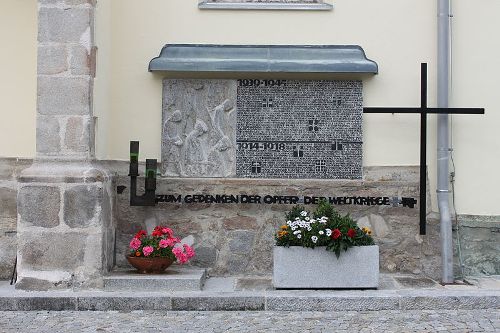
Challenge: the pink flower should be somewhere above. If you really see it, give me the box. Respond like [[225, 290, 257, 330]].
[[159, 239, 169, 248], [183, 244, 195, 259], [172, 247, 188, 264], [170, 238, 181, 246], [161, 227, 174, 237], [142, 246, 154, 256], [129, 237, 141, 250]]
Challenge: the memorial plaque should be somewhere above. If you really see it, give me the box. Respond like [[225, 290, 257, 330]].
[[161, 79, 362, 179], [236, 79, 363, 179]]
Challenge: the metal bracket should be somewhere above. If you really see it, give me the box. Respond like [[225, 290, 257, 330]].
[[129, 141, 157, 206]]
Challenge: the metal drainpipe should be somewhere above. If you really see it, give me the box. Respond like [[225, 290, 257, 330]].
[[437, 0, 454, 284]]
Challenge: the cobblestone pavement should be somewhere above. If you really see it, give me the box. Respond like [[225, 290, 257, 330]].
[[0, 310, 498, 332]]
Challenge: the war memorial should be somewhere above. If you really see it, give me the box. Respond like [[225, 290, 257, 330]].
[[0, 1, 498, 324]]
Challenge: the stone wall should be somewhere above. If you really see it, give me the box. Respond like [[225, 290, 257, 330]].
[[0, 158, 31, 279], [2, 158, 500, 281], [454, 215, 500, 276], [113, 164, 443, 279]]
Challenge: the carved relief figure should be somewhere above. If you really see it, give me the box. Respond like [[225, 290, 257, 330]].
[[182, 119, 209, 176], [207, 135, 233, 177], [163, 110, 184, 176], [208, 99, 234, 144]]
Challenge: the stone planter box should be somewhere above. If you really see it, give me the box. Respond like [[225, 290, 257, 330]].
[[273, 245, 379, 289]]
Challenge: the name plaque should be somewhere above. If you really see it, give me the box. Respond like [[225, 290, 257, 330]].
[[236, 79, 362, 179]]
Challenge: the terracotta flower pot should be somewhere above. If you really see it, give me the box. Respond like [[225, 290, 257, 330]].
[[127, 256, 174, 274]]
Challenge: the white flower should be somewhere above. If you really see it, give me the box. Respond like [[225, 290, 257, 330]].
[[318, 230, 324, 235], [307, 227, 312, 232], [305, 217, 310, 221], [291, 226, 297, 231], [300, 211, 307, 217], [295, 217, 300, 220], [296, 234, 302, 239], [293, 230, 301, 235], [311, 236, 318, 243], [325, 228, 332, 236]]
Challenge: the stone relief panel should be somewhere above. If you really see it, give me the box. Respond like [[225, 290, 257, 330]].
[[161, 79, 237, 177]]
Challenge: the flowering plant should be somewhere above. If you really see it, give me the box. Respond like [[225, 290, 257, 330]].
[[129, 226, 195, 264], [275, 200, 374, 258]]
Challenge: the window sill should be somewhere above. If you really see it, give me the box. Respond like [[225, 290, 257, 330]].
[[198, 2, 333, 11]]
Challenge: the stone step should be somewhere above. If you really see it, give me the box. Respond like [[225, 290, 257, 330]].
[[103, 267, 207, 292]]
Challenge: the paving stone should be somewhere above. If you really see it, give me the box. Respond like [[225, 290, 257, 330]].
[[266, 295, 400, 311], [2, 309, 496, 332]]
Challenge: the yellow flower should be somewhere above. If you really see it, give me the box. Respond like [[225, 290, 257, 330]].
[[362, 227, 372, 235], [277, 230, 288, 238], [280, 225, 288, 230]]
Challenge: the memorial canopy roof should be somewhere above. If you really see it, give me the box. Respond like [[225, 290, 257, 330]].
[[149, 44, 378, 79]]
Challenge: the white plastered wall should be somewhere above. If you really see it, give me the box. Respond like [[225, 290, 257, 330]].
[[0, 0, 37, 158], [447, 1, 500, 215]]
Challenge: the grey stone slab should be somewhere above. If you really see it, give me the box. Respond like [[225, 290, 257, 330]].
[[64, 184, 101, 228], [38, 45, 68, 75], [63, 116, 91, 153], [235, 277, 273, 291], [228, 230, 255, 254], [15, 297, 78, 311], [17, 185, 60, 228], [266, 295, 400, 311], [14, 276, 72, 292], [202, 277, 236, 292], [191, 246, 217, 266], [0, 234, 16, 279], [273, 246, 379, 289], [171, 296, 265, 311], [394, 276, 440, 289], [17, 232, 86, 270], [103, 268, 207, 291], [77, 296, 172, 311], [37, 77, 91, 116], [401, 295, 500, 310], [36, 115, 61, 155], [70, 45, 90, 75], [38, 7, 91, 43], [0, 187, 16, 218]]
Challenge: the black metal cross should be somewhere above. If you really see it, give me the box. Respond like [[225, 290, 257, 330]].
[[363, 63, 484, 235]]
